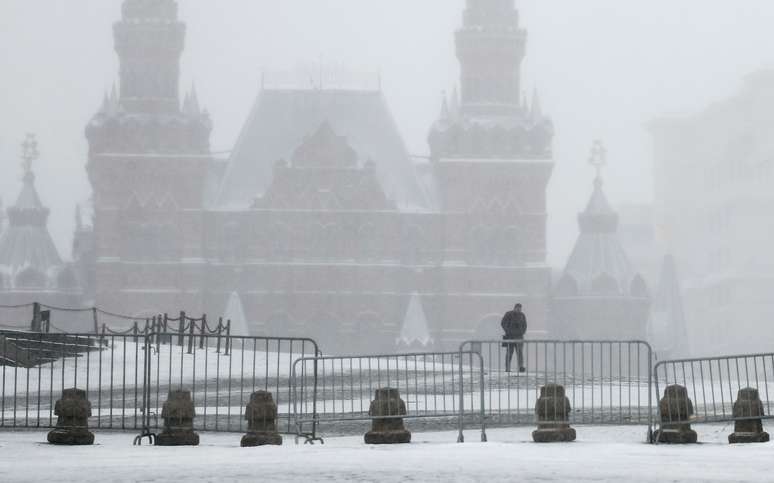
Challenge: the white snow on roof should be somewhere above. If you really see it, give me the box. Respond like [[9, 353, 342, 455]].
[[223, 291, 249, 337], [397, 292, 433, 347]]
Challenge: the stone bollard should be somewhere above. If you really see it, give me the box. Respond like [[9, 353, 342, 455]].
[[656, 384, 697, 444], [532, 384, 576, 443], [47, 388, 94, 445], [241, 391, 283, 447], [364, 388, 411, 444], [156, 389, 200, 446], [728, 387, 770, 444]]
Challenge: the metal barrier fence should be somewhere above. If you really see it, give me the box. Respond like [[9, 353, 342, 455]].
[[460, 340, 654, 433], [136, 333, 321, 443], [653, 352, 774, 429], [291, 351, 486, 444], [0, 332, 660, 442], [1, 333, 147, 430]]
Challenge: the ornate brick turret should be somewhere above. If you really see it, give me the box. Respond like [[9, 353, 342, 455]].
[[551, 142, 651, 340], [457, 0, 525, 112], [85, 0, 213, 317], [426, 0, 554, 338]]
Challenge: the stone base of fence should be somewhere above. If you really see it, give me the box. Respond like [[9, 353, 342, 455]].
[[47, 388, 94, 445], [655, 425, 697, 444], [364, 388, 411, 445], [47, 428, 95, 445], [728, 431, 770, 444]]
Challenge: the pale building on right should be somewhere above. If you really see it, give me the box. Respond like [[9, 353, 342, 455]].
[[650, 70, 774, 356]]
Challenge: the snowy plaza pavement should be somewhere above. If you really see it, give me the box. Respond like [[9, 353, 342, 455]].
[[0, 425, 771, 482]]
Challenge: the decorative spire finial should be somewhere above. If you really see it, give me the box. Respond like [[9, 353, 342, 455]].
[[531, 88, 542, 121], [588, 139, 607, 185], [21, 133, 39, 181]]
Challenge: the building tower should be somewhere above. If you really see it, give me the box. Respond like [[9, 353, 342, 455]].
[[0, 135, 81, 314], [551, 142, 651, 340], [85, 0, 213, 316], [457, 0, 526, 113], [428, 0, 555, 337]]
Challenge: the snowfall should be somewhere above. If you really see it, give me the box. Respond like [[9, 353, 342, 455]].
[[0, 424, 769, 482]]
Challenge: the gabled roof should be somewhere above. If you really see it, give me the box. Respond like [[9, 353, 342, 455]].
[[216, 89, 431, 212]]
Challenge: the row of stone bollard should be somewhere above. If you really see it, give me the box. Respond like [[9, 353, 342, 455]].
[[39, 384, 600, 447], [655, 385, 770, 444], [362, 384, 578, 445], [43, 383, 773, 447], [46, 388, 284, 447]]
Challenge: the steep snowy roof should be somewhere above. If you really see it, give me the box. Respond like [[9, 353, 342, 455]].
[[223, 291, 249, 337], [397, 292, 433, 347], [557, 178, 646, 298], [0, 171, 63, 279], [216, 89, 431, 212]]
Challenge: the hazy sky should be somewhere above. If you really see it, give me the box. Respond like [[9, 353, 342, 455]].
[[1, 0, 772, 266]]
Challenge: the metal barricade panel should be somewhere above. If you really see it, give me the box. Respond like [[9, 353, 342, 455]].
[[654, 352, 774, 427], [0, 333, 147, 430], [141, 333, 320, 437], [460, 340, 654, 431], [291, 351, 486, 443]]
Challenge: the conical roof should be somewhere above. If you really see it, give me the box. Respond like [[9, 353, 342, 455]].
[[557, 176, 644, 297], [0, 153, 63, 281], [397, 292, 433, 347], [223, 291, 249, 337]]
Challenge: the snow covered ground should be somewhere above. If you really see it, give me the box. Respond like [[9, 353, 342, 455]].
[[0, 424, 768, 482]]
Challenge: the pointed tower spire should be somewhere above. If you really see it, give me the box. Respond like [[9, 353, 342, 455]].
[[588, 139, 608, 187], [20, 133, 38, 184], [439, 91, 450, 120], [551, 140, 650, 340], [100, 90, 110, 114], [397, 292, 434, 348], [530, 88, 543, 121], [449, 86, 460, 118], [107, 83, 119, 115], [0, 134, 62, 277], [187, 83, 201, 115]]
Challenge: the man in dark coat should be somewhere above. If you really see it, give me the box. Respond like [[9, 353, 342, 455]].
[[501, 303, 527, 373]]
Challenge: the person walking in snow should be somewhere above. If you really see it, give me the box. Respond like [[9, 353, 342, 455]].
[[501, 303, 527, 373]]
